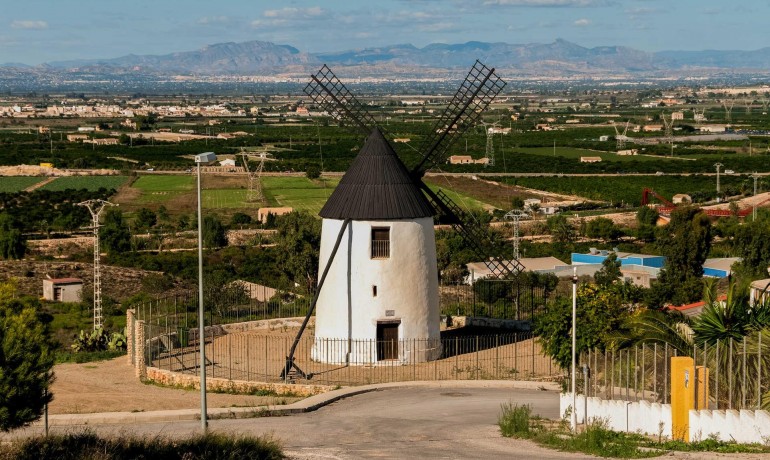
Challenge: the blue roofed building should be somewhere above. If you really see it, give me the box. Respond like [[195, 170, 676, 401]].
[[571, 249, 665, 269]]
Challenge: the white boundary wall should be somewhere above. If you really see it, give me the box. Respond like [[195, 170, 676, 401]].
[[689, 409, 770, 444], [561, 393, 770, 444], [560, 393, 673, 438]]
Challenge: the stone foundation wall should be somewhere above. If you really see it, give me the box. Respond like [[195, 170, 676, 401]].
[[145, 367, 335, 397]]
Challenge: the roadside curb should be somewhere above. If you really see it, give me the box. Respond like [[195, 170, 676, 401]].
[[35, 380, 559, 426]]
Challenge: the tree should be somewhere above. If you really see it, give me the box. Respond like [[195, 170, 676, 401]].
[[510, 196, 525, 210], [534, 283, 630, 369], [230, 212, 252, 226], [547, 214, 576, 244], [0, 214, 26, 260], [0, 282, 55, 431], [306, 165, 321, 180], [636, 206, 659, 227], [594, 253, 622, 286], [100, 208, 131, 255], [274, 211, 321, 293], [202, 215, 228, 248], [134, 208, 157, 232], [647, 207, 712, 307], [584, 217, 621, 241], [732, 216, 770, 278]]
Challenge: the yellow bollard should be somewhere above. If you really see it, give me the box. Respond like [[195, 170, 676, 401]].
[[671, 357, 695, 442]]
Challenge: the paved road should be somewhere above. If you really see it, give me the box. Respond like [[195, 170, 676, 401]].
[[14, 386, 597, 459]]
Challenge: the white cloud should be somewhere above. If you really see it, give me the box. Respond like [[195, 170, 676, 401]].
[[11, 20, 48, 30], [263, 7, 326, 19], [197, 16, 229, 25], [483, 0, 606, 6], [419, 22, 456, 32], [573, 18, 590, 26]]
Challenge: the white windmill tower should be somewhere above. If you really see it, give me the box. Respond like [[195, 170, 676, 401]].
[[311, 128, 440, 365]]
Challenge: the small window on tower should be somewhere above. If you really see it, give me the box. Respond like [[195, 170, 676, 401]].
[[372, 285, 378, 297], [371, 227, 390, 259]]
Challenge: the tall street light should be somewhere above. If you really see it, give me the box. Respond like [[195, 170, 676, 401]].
[[714, 163, 723, 201], [195, 151, 216, 432]]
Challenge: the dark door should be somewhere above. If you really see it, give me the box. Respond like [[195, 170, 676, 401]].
[[377, 323, 399, 360]]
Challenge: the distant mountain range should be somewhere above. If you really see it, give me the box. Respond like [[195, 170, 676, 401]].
[[5, 39, 770, 77]]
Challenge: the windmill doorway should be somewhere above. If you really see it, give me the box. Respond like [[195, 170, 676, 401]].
[[376, 321, 399, 361]]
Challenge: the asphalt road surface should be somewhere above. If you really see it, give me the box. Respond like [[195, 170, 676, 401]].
[[18, 386, 595, 459]]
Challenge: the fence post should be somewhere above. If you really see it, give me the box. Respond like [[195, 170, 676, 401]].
[[758, 331, 762, 410], [135, 320, 146, 379], [742, 336, 747, 409], [729, 338, 733, 410], [715, 340, 720, 409]]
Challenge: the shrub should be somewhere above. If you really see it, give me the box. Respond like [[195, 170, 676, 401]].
[[0, 432, 284, 460], [498, 403, 532, 438]]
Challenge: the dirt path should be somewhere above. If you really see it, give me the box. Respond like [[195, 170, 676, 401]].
[[23, 177, 56, 192], [49, 357, 301, 414]]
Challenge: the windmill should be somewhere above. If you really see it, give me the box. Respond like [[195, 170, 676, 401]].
[[613, 121, 630, 150], [240, 150, 265, 202], [479, 119, 501, 167], [281, 61, 522, 379]]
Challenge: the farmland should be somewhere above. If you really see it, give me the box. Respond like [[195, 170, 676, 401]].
[[40, 176, 130, 192], [0, 176, 44, 192], [261, 176, 337, 214], [501, 175, 751, 206]]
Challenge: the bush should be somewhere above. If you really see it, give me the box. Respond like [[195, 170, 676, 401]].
[[0, 432, 284, 460], [71, 327, 126, 353], [498, 403, 532, 438]]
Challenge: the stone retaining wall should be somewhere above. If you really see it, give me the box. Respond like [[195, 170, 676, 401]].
[[145, 367, 335, 397]]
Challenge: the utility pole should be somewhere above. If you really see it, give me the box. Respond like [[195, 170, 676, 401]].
[[504, 210, 529, 260], [77, 199, 116, 330], [751, 172, 760, 221], [714, 163, 723, 200]]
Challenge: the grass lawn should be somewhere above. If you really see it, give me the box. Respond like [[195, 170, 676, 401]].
[[0, 176, 45, 192], [40, 176, 130, 192]]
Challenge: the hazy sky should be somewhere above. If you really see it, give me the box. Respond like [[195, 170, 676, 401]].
[[2, 0, 767, 64]]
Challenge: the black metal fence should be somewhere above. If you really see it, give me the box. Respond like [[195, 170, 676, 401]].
[[575, 332, 770, 411], [133, 280, 551, 326]]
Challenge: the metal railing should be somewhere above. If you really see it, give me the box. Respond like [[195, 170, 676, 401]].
[[574, 330, 770, 411], [371, 240, 390, 259], [142, 326, 560, 386]]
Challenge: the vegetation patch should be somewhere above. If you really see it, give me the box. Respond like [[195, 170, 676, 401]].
[[261, 176, 337, 214], [498, 403, 770, 458], [40, 176, 129, 192], [0, 177, 44, 192], [0, 432, 284, 460]]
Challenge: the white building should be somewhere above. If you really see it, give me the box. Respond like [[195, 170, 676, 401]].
[[312, 128, 440, 365]]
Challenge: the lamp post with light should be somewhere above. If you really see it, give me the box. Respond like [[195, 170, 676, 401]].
[[195, 151, 216, 431]]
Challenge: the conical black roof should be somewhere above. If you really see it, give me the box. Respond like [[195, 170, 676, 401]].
[[319, 128, 434, 220]]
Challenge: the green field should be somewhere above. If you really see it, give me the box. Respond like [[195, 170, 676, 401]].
[[40, 176, 129, 192], [504, 175, 749, 206], [261, 176, 337, 214], [132, 175, 195, 204], [0, 176, 45, 192], [132, 175, 194, 192], [425, 184, 489, 212], [204, 189, 250, 209]]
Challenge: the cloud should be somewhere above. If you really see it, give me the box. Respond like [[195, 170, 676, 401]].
[[197, 16, 229, 25], [573, 18, 590, 26], [419, 22, 456, 32], [263, 7, 326, 19], [11, 20, 48, 30], [483, 0, 607, 6]]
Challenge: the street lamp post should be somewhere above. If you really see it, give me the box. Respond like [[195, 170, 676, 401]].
[[195, 151, 216, 432], [571, 266, 578, 431]]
